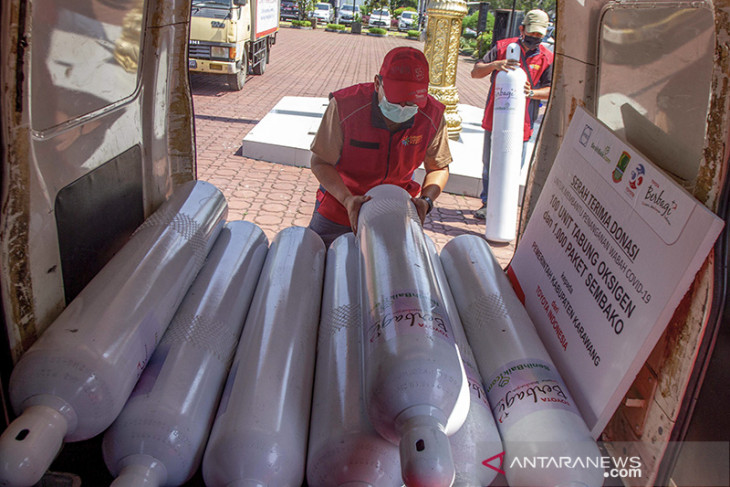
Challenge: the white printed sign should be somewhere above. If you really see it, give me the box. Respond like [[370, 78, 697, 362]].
[[508, 107, 724, 437], [255, 0, 279, 38]]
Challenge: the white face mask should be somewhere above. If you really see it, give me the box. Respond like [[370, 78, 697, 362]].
[[378, 84, 419, 123]]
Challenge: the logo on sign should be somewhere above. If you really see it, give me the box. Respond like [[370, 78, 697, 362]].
[[629, 163, 645, 190], [590, 142, 611, 163], [612, 151, 631, 183], [642, 182, 678, 224], [579, 125, 593, 147]]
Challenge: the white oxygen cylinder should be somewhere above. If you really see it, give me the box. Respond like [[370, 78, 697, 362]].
[[0, 180, 227, 487], [102, 221, 269, 487], [306, 233, 402, 487], [486, 42, 527, 243], [424, 237, 504, 487], [440, 235, 605, 487], [202, 226, 326, 487], [357, 184, 469, 487]]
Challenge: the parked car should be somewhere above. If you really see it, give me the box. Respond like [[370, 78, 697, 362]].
[[368, 8, 391, 28], [311, 2, 334, 23], [337, 3, 360, 24], [280, 0, 300, 21], [397, 10, 418, 31]]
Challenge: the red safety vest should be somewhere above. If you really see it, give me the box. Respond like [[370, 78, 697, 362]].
[[316, 82, 445, 227], [481, 38, 553, 140]]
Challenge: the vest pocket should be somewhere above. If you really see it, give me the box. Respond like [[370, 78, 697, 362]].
[[349, 139, 380, 150]]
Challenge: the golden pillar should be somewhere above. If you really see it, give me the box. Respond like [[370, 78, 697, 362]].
[[423, 0, 468, 140]]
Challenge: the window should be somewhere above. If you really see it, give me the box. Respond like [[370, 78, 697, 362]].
[[31, 1, 145, 132], [596, 4, 714, 183]]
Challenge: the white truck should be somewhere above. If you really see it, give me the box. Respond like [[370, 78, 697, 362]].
[[189, 0, 280, 90]]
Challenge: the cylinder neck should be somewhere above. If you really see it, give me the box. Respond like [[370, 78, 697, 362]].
[[226, 481, 267, 487], [22, 394, 78, 434], [112, 454, 167, 487], [395, 404, 447, 433]]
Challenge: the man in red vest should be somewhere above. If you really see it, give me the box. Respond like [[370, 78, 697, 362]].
[[471, 9, 554, 220], [308, 47, 452, 247]]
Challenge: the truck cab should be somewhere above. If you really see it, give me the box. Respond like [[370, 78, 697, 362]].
[[189, 0, 279, 90]]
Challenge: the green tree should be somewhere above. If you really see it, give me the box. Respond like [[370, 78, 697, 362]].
[[296, 0, 316, 19], [394, 6, 417, 17], [473, 0, 555, 17], [390, 0, 417, 12], [463, 9, 494, 33], [364, 0, 388, 12]]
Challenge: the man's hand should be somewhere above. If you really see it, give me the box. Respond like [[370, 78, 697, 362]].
[[411, 197, 430, 225], [343, 194, 372, 234], [496, 59, 520, 72], [471, 58, 519, 78], [524, 80, 533, 96]]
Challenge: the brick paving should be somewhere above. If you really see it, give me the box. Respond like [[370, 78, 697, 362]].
[[191, 26, 517, 267]]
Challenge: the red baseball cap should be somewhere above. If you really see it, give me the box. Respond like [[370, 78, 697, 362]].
[[379, 47, 430, 108]]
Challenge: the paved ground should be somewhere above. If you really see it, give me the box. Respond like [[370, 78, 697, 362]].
[[191, 25, 517, 267]]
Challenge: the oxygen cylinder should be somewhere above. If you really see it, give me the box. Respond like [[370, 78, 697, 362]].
[[486, 42, 527, 243], [102, 221, 269, 487], [424, 237, 503, 487], [0, 181, 227, 487], [202, 226, 326, 487], [357, 184, 469, 487], [306, 233, 402, 487], [440, 235, 604, 487]]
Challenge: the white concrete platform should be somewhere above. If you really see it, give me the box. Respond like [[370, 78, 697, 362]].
[[242, 96, 331, 168], [241, 95, 533, 198]]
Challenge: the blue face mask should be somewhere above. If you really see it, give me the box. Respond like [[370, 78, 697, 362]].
[[378, 84, 419, 123]]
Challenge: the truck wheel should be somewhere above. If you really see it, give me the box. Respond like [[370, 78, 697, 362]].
[[228, 52, 248, 90], [252, 44, 269, 75]]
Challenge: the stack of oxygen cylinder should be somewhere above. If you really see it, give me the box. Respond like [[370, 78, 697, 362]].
[[0, 181, 606, 487]]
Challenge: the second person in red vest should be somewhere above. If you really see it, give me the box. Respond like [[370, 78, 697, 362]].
[[308, 46, 452, 247], [471, 9, 554, 220]]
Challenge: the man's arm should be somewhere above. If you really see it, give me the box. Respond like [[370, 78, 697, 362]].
[[412, 117, 451, 223], [413, 166, 449, 224], [413, 165, 450, 223], [528, 62, 553, 100], [309, 100, 371, 231], [471, 58, 520, 79], [528, 86, 550, 101], [310, 155, 370, 231]]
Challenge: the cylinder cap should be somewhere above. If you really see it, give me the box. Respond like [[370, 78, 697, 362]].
[[399, 416, 455, 487], [0, 405, 69, 487], [506, 42, 521, 61]]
